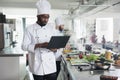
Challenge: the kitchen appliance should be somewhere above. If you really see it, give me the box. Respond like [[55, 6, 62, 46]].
[[0, 23, 11, 50]]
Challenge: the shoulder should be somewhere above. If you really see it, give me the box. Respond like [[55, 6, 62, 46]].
[[47, 23, 54, 28], [46, 23, 55, 30], [25, 23, 37, 32]]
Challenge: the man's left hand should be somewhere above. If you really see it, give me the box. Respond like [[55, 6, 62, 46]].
[[50, 48, 57, 53]]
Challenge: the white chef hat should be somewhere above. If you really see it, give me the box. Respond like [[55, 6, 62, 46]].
[[55, 17, 64, 26], [36, 0, 51, 15]]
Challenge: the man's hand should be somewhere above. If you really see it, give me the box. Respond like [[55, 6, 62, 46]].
[[34, 42, 48, 49], [41, 42, 48, 48], [50, 48, 57, 53]]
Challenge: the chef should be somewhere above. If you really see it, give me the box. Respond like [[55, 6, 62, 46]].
[[55, 17, 64, 78], [55, 16, 64, 35], [21, 0, 57, 80]]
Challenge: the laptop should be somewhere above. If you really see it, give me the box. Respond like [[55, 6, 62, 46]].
[[47, 36, 70, 49]]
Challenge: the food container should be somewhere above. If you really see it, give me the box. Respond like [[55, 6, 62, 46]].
[[105, 51, 112, 60]]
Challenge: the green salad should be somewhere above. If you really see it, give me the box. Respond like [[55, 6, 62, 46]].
[[83, 54, 99, 62]]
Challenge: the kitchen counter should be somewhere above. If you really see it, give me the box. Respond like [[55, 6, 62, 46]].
[[61, 54, 120, 80], [0, 46, 24, 57], [0, 46, 26, 80]]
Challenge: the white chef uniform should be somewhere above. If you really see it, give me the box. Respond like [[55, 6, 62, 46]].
[[55, 17, 64, 61], [22, 0, 57, 75], [22, 23, 57, 75]]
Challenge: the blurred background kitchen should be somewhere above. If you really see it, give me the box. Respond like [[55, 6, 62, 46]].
[[0, 0, 120, 80]]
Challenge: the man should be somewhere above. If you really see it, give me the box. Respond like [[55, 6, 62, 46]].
[[21, 0, 57, 80], [102, 35, 106, 48], [54, 17, 64, 78], [115, 40, 119, 47], [90, 33, 97, 44], [55, 17, 64, 35]]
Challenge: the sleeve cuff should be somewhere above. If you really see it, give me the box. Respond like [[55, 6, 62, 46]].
[[28, 44, 35, 53]]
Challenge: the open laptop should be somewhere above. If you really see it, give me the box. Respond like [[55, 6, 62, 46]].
[[47, 36, 70, 49]]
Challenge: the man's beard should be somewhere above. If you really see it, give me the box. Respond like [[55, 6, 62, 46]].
[[40, 23, 46, 26], [37, 21, 47, 26]]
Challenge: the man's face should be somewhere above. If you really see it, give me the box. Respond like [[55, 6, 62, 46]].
[[37, 14, 50, 26], [56, 25, 64, 32], [59, 25, 64, 32]]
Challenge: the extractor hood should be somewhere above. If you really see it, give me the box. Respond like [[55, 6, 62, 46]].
[[68, 0, 110, 16]]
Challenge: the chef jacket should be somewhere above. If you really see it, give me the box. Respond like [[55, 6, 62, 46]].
[[21, 23, 57, 75]]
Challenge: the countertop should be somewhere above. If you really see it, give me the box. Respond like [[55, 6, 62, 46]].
[[0, 46, 25, 57], [62, 54, 120, 80]]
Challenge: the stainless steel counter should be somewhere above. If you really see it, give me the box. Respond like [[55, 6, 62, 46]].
[[0, 47, 24, 57], [61, 54, 120, 80]]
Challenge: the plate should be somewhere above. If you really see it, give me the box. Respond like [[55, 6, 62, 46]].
[[70, 59, 89, 66]]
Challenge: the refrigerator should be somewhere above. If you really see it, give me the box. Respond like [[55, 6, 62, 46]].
[[0, 23, 11, 50]]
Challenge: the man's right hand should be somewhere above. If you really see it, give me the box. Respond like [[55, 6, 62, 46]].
[[41, 42, 48, 48]]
